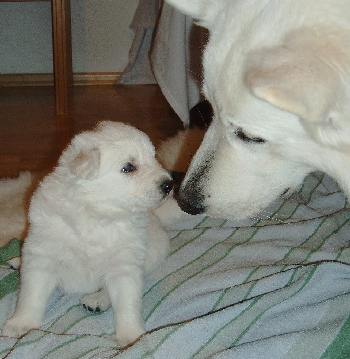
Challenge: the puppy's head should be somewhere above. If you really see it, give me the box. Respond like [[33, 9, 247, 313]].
[[59, 121, 173, 212]]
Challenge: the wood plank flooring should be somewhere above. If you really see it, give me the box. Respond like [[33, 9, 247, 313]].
[[0, 85, 183, 177]]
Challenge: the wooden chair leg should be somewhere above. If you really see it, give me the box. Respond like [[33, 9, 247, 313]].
[[51, 0, 72, 115]]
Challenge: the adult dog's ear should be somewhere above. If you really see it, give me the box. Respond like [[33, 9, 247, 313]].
[[245, 47, 340, 123], [68, 147, 101, 179], [245, 38, 350, 147], [165, 0, 219, 27]]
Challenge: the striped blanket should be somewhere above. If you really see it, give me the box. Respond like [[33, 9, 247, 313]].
[[0, 173, 349, 358]]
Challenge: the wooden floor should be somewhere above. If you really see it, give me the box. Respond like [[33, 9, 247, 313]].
[[0, 85, 183, 178]]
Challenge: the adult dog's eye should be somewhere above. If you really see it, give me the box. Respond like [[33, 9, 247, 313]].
[[121, 162, 136, 174], [234, 127, 266, 144]]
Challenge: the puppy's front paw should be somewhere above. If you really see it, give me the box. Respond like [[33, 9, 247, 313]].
[[116, 325, 144, 347], [2, 316, 38, 338], [80, 290, 111, 313]]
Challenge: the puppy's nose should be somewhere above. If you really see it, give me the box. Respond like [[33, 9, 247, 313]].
[[160, 179, 174, 196], [170, 171, 185, 192]]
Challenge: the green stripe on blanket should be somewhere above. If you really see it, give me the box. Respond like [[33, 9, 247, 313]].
[[0, 239, 20, 266], [321, 315, 350, 359]]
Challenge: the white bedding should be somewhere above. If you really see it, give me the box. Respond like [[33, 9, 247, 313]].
[[0, 173, 349, 358]]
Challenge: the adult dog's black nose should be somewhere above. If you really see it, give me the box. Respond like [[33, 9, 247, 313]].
[[176, 189, 205, 215], [160, 179, 174, 196]]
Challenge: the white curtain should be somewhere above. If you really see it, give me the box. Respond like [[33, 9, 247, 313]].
[[120, 1, 206, 126]]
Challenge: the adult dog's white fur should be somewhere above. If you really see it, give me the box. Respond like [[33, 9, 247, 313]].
[[2, 121, 173, 346], [166, 0, 350, 220]]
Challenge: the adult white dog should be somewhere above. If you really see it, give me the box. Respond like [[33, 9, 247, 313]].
[[2, 121, 173, 346], [166, 0, 350, 220]]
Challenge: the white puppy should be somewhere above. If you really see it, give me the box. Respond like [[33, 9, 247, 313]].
[[2, 121, 173, 346]]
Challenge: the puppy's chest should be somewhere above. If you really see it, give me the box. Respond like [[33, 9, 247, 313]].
[[73, 221, 147, 261], [55, 222, 148, 291]]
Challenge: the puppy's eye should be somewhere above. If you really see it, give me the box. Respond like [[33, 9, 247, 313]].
[[234, 127, 266, 144], [121, 162, 137, 174]]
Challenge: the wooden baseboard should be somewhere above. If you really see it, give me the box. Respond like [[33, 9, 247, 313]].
[[0, 72, 121, 87]]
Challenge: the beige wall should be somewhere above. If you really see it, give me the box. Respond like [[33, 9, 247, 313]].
[[0, 0, 139, 74]]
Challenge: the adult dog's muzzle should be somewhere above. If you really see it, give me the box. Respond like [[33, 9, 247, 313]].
[[176, 187, 205, 215]]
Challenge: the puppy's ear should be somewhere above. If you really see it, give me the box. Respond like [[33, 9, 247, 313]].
[[69, 147, 101, 180], [165, 0, 219, 27], [245, 40, 350, 147]]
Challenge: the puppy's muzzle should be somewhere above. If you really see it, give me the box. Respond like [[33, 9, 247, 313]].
[[160, 179, 174, 196]]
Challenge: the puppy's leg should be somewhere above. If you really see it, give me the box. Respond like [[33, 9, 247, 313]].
[[80, 288, 111, 313], [2, 268, 56, 337], [144, 215, 170, 273], [106, 269, 144, 347]]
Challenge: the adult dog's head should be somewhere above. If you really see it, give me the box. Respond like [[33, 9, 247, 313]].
[[167, 0, 350, 219]]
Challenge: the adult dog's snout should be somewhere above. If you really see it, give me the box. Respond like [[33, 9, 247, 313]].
[[160, 179, 174, 196], [176, 188, 205, 215], [175, 163, 210, 215]]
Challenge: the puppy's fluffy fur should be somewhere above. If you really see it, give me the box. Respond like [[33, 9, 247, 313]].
[[2, 121, 172, 346]]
